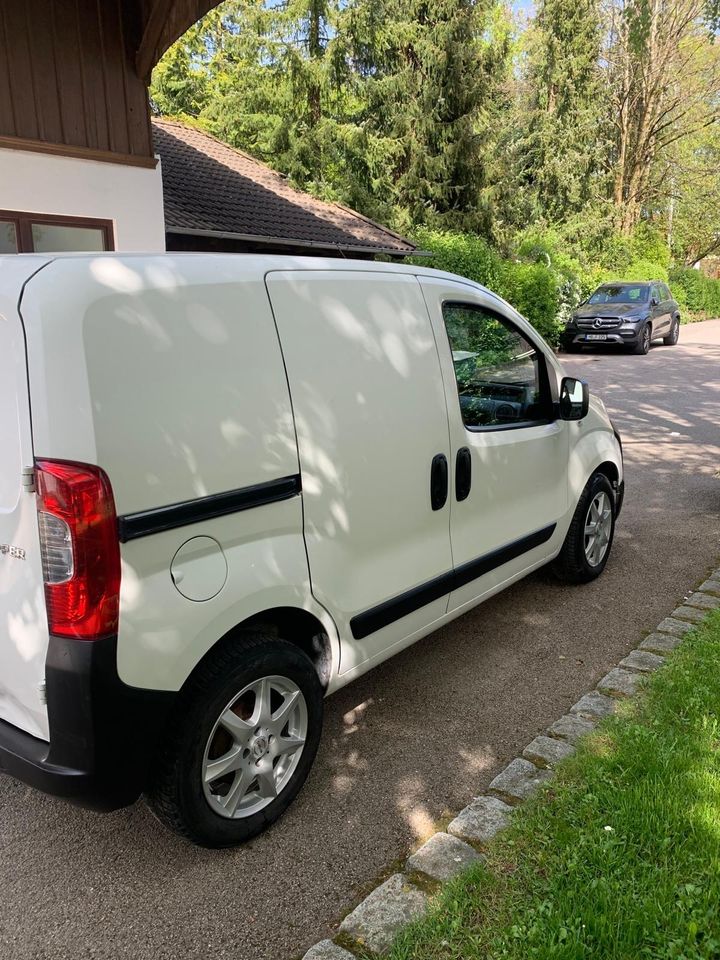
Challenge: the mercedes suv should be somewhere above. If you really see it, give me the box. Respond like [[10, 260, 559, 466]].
[[561, 281, 680, 355]]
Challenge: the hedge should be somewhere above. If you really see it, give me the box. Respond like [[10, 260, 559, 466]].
[[669, 267, 720, 319]]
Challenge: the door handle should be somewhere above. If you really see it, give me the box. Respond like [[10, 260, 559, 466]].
[[430, 454, 448, 511], [455, 447, 472, 501]]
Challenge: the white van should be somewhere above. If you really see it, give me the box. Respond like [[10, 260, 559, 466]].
[[0, 254, 623, 846]]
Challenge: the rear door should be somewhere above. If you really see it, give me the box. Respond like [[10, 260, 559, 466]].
[[0, 258, 51, 740], [266, 270, 454, 674], [651, 283, 671, 334]]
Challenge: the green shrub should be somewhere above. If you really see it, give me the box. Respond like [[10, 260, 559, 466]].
[[496, 260, 563, 345], [620, 258, 669, 282], [670, 267, 720, 318], [411, 228, 564, 346], [410, 228, 503, 290]]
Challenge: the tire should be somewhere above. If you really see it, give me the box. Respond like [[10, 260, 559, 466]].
[[553, 472, 616, 584], [146, 632, 323, 847], [633, 323, 651, 355], [663, 318, 680, 346]]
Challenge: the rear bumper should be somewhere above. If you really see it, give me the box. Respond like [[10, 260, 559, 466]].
[[0, 635, 176, 811]]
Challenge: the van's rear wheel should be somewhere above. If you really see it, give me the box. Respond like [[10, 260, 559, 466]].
[[553, 472, 616, 584], [147, 633, 323, 847]]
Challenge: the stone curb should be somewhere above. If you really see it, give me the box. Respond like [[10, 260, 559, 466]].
[[299, 569, 720, 959]]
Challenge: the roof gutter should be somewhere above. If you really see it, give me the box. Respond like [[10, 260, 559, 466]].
[[165, 225, 419, 258]]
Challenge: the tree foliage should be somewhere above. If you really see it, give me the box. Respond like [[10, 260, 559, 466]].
[[150, 0, 720, 271]]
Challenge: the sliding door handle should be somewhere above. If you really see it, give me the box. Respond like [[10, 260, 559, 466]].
[[455, 447, 472, 501], [430, 454, 448, 511]]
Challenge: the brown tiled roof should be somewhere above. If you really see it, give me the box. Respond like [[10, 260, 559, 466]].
[[152, 118, 415, 256]]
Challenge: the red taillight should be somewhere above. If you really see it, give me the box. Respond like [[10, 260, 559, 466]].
[[35, 459, 121, 641]]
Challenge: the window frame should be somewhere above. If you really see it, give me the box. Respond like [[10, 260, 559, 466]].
[[441, 299, 555, 434], [0, 209, 114, 253]]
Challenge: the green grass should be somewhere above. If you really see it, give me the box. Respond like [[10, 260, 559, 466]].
[[376, 611, 720, 960]]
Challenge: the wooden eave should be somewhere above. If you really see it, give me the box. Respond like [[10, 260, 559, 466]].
[[136, 0, 225, 81]]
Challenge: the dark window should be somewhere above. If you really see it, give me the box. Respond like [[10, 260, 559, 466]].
[[0, 220, 18, 254], [0, 210, 114, 254], [442, 302, 550, 430]]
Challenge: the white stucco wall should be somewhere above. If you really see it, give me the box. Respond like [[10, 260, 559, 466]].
[[0, 148, 166, 252]]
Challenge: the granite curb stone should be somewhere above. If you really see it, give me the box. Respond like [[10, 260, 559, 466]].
[[447, 796, 513, 844], [656, 617, 693, 638], [569, 691, 617, 718], [339, 874, 428, 954], [639, 632, 684, 654], [522, 734, 576, 768], [685, 591, 720, 611], [618, 649, 665, 673], [547, 713, 598, 744], [597, 667, 643, 698], [488, 757, 554, 805], [406, 832, 483, 883], [302, 941, 357, 960], [671, 605, 706, 624], [698, 579, 720, 596]]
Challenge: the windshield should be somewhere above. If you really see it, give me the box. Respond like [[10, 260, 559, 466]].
[[588, 285, 649, 305]]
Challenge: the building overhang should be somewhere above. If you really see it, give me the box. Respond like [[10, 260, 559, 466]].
[[136, 1, 226, 81]]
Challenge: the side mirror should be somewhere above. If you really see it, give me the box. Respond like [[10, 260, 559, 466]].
[[559, 377, 589, 421], [651, 297, 658, 307]]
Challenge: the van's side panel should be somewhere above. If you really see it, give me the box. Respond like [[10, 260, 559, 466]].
[[21, 256, 320, 692], [21, 257, 300, 513], [267, 270, 454, 674], [0, 257, 52, 739], [115, 498, 338, 690]]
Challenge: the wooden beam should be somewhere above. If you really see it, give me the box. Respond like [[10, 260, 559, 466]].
[[0, 134, 158, 169], [136, 0, 175, 82]]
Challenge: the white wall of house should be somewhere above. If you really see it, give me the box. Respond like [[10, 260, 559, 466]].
[[0, 148, 166, 251]]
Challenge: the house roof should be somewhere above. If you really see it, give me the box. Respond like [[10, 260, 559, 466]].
[[152, 118, 416, 257]]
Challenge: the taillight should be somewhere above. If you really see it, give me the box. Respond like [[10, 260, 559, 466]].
[[35, 459, 121, 641]]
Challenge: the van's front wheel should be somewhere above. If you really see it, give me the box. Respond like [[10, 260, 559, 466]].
[[147, 633, 323, 847], [553, 472, 616, 584]]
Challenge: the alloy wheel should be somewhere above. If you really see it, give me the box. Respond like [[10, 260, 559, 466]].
[[202, 675, 308, 819], [584, 491, 612, 567]]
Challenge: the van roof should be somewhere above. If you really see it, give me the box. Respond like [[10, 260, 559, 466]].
[[0, 251, 510, 313]]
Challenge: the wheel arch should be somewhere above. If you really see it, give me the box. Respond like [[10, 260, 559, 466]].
[[179, 606, 335, 696], [594, 460, 619, 484]]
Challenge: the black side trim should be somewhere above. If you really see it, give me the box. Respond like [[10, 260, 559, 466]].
[[349, 523, 557, 640], [118, 474, 302, 542], [350, 571, 455, 640], [452, 523, 555, 590]]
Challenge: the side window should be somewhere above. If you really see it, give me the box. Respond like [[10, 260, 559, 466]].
[[651, 284, 662, 304], [442, 302, 550, 430], [661, 284, 671, 301]]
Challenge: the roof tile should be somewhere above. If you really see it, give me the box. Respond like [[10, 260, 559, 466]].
[[152, 118, 414, 255]]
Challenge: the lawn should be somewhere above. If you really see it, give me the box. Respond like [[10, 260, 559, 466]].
[[377, 611, 720, 960]]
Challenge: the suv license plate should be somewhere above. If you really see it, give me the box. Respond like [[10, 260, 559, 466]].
[[586, 334, 607, 341]]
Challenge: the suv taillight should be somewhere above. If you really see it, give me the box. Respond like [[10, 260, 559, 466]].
[[35, 459, 121, 641]]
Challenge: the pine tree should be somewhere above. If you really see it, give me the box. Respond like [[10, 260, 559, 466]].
[[516, 0, 604, 222], [344, 0, 504, 232]]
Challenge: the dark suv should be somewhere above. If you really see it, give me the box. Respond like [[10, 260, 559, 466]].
[[561, 281, 680, 355]]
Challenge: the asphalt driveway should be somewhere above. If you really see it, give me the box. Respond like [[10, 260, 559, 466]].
[[1, 321, 719, 960]]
